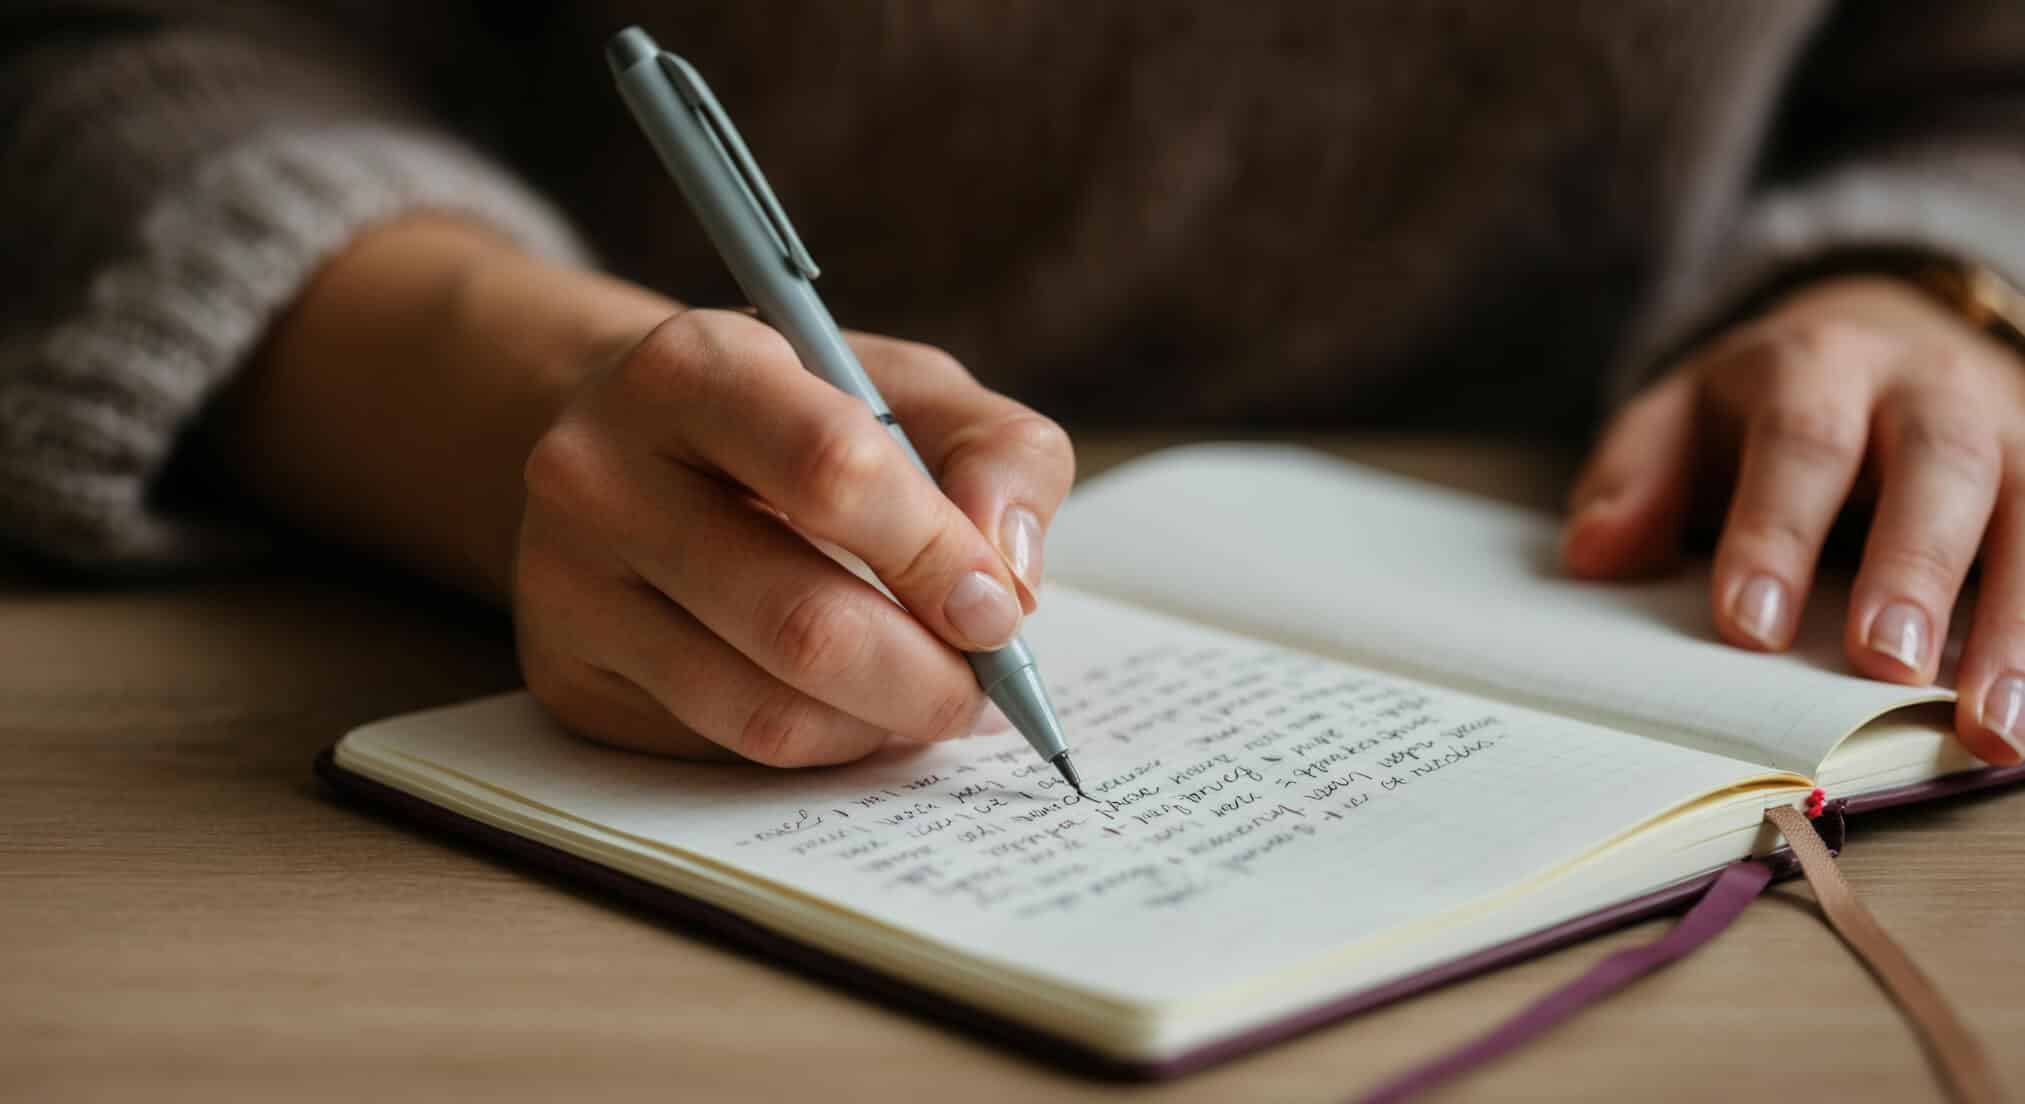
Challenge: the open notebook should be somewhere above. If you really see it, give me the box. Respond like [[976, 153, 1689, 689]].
[[322, 445, 2025, 1076]]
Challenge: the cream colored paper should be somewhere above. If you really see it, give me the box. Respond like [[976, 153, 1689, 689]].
[[1047, 445, 1951, 775], [341, 588, 1790, 1015]]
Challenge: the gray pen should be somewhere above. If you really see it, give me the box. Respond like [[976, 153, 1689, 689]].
[[607, 27, 1085, 798]]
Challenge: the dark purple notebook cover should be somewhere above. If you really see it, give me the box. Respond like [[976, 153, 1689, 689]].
[[313, 749, 2025, 1081]]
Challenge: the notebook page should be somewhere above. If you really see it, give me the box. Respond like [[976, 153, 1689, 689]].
[[1046, 445, 1950, 776], [342, 587, 1790, 1017]]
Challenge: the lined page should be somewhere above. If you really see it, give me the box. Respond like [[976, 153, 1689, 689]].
[[342, 588, 1787, 1013], [1046, 445, 1951, 776]]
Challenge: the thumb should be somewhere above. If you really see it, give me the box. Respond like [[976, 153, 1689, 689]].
[[1562, 373, 1697, 579]]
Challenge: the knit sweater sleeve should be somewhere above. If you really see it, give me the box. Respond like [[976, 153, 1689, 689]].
[[1615, 0, 2025, 404], [0, 7, 589, 573]]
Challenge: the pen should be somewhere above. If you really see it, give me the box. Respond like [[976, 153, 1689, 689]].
[[606, 26, 1085, 798]]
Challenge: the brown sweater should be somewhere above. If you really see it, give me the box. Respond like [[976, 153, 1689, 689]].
[[5, 2, 2025, 570]]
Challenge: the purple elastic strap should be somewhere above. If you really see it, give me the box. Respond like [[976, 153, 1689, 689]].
[[1353, 858, 1776, 1103]]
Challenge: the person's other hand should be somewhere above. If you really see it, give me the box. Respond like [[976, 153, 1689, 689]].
[[1564, 275, 2025, 767], [514, 310, 1073, 766]]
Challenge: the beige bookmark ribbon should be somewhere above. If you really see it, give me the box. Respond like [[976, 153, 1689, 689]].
[[1763, 805, 2006, 1104]]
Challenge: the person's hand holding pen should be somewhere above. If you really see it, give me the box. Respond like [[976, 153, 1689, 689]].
[[519, 305, 1073, 766], [208, 215, 1072, 766]]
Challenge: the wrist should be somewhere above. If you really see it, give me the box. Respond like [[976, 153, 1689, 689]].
[[433, 236, 674, 597], [211, 216, 675, 603], [1682, 247, 2025, 368]]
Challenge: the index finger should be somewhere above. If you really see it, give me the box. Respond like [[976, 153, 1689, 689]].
[[614, 311, 1029, 655], [853, 334, 1076, 606]]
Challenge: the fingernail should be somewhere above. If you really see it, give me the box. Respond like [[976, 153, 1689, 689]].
[[945, 571, 1021, 649], [1866, 601, 1928, 671], [1731, 574, 1787, 646], [999, 506, 1044, 591], [1977, 675, 2025, 757]]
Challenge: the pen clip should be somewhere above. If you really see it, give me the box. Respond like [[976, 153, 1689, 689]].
[[657, 52, 821, 281]]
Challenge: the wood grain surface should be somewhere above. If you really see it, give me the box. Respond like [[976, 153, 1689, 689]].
[[3, 436, 2019, 1103]]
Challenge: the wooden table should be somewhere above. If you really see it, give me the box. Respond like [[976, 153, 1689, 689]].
[[5, 436, 2020, 1102]]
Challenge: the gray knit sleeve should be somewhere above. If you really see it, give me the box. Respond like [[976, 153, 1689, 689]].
[[0, 13, 590, 573], [1615, 1, 2025, 404]]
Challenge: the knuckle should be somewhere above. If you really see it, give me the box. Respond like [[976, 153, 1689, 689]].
[[768, 586, 869, 684], [885, 520, 967, 596], [941, 412, 1077, 492], [790, 417, 886, 524], [618, 313, 707, 397], [1728, 505, 1818, 559], [663, 307, 750, 362], [1772, 317, 1873, 368], [727, 314, 799, 368], [522, 421, 609, 514], [693, 310, 797, 381], [622, 310, 795, 398], [738, 689, 828, 768], [995, 411, 1075, 468], [1867, 541, 1963, 593], [1754, 402, 1864, 467], [1898, 410, 1999, 480]]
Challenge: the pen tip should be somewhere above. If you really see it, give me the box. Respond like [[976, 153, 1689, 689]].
[[1051, 752, 1086, 799]]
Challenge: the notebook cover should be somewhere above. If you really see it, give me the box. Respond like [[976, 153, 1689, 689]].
[[319, 746, 1999, 1081], [1830, 763, 2025, 816]]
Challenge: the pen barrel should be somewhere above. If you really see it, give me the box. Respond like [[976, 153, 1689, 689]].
[[979, 655, 1068, 762], [886, 421, 1066, 761], [614, 40, 1068, 767], [612, 57, 884, 413]]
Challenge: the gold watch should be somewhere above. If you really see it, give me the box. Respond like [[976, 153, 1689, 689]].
[[1664, 246, 2025, 371], [1899, 257, 2025, 355]]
